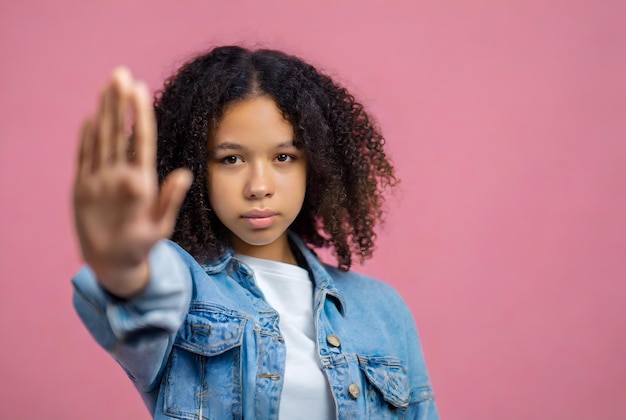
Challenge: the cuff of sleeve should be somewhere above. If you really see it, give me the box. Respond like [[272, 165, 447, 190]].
[[105, 240, 192, 340]]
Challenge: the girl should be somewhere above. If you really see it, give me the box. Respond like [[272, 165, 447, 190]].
[[72, 46, 438, 419]]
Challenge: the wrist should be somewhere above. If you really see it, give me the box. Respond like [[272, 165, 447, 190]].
[[91, 259, 150, 299]]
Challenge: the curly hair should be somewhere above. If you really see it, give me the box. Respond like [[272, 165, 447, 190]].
[[154, 46, 397, 270]]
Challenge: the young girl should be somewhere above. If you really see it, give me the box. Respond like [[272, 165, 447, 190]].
[[72, 46, 438, 419]]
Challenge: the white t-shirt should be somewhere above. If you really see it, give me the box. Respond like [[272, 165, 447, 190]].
[[236, 254, 335, 420]]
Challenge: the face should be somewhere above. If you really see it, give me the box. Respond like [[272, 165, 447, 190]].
[[207, 96, 307, 263]]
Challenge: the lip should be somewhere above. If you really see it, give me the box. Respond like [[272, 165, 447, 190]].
[[242, 209, 279, 219], [241, 209, 279, 229]]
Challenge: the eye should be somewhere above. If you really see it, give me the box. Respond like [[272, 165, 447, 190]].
[[275, 153, 294, 162], [221, 155, 243, 165]]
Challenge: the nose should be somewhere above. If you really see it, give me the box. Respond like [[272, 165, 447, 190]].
[[244, 161, 274, 199]]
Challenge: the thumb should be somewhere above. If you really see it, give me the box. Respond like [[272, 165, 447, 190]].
[[156, 168, 194, 238]]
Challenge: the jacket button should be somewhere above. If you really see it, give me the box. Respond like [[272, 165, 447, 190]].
[[326, 334, 341, 347], [348, 384, 361, 399]]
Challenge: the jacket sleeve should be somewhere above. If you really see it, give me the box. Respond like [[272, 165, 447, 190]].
[[72, 240, 192, 400], [397, 296, 440, 420]]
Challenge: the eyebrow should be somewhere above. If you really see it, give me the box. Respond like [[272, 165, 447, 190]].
[[213, 141, 297, 151]]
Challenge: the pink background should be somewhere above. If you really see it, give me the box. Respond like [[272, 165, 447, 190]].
[[1, 1, 625, 418]]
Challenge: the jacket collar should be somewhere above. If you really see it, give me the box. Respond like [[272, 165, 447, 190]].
[[288, 232, 346, 315], [200, 232, 346, 315]]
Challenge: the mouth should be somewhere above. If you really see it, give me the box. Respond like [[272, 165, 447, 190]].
[[241, 209, 279, 229], [242, 209, 279, 219]]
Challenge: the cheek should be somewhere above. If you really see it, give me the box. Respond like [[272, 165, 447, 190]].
[[206, 172, 229, 209], [278, 169, 306, 192], [286, 169, 307, 207], [296, 168, 308, 194], [207, 184, 233, 226]]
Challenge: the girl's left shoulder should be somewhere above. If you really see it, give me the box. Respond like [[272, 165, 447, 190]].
[[323, 264, 409, 309]]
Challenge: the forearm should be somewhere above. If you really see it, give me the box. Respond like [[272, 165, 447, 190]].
[[87, 257, 150, 299], [72, 240, 191, 392]]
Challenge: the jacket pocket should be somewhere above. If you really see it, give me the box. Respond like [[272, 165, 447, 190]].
[[357, 355, 411, 418], [163, 309, 247, 420]]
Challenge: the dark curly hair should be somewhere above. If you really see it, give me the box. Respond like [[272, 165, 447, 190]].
[[154, 46, 397, 270]]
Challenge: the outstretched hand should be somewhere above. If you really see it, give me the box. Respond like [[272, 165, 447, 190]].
[[73, 68, 193, 298]]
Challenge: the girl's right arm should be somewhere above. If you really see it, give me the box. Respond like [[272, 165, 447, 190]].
[[73, 67, 192, 299], [72, 240, 191, 400], [72, 68, 193, 398]]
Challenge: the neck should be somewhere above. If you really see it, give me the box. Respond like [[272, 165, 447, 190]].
[[231, 233, 297, 265]]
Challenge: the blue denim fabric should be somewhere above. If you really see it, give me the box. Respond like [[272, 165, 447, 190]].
[[73, 233, 439, 419]]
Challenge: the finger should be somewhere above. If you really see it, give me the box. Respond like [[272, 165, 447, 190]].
[[155, 169, 193, 238], [78, 118, 96, 176], [131, 81, 157, 169], [111, 67, 133, 162], [96, 82, 115, 165]]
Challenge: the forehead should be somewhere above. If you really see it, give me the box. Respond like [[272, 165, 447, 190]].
[[210, 96, 294, 147]]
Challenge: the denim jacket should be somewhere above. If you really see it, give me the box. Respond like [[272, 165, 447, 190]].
[[72, 233, 439, 419]]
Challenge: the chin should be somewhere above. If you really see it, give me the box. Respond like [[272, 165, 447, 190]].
[[236, 231, 284, 247], [243, 237, 281, 247]]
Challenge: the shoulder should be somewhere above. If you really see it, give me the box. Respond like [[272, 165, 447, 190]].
[[164, 239, 232, 278], [324, 264, 405, 303], [322, 263, 414, 323]]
